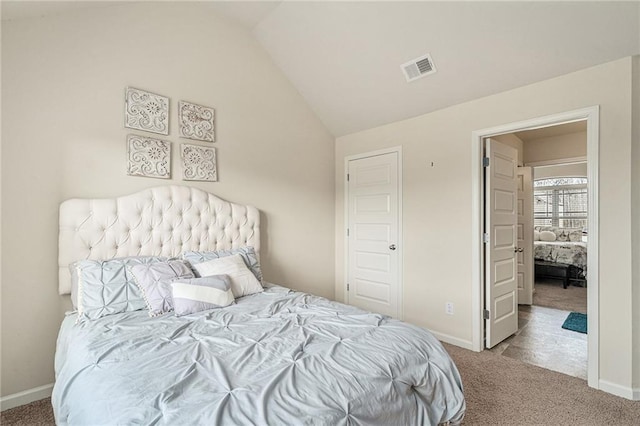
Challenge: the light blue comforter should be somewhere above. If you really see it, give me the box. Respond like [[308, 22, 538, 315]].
[[53, 285, 465, 425]]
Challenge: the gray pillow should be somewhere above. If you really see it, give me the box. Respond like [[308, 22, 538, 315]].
[[567, 229, 583, 242], [171, 276, 234, 316], [71, 256, 167, 321], [182, 246, 263, 283], [129, 260, 195, 317]]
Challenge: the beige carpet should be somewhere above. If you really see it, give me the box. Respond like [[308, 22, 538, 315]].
[[533, 279, 587, 313], [0, 398, 54, 425], [444, 343, 640, 425], [3, 347, 640, 425]]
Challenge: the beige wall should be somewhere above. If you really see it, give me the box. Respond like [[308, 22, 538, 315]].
[[523, 131, 587, 164], [335, 57, 637, 393], [533, 162, 588, 180], [1, 3, 335, 397]]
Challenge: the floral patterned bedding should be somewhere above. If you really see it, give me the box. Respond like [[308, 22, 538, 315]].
[[534, 241, 587, 278]]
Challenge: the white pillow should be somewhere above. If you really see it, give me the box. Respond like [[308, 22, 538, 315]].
[[533, 230, 541, 241], [539, 230, 556, 242], [193, 254, 263, 298]]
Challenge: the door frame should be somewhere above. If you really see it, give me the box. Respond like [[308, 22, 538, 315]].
[[344, 146, 404, 319], [470, 106, 600, 389]]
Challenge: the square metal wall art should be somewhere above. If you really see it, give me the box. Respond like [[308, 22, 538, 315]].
[[127, 134, 171, 179], [125, 87, 169, 135], [179, 101, 215, 142], [181, 143, 217, 181]]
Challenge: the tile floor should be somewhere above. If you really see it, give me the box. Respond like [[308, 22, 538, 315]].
[[489, 285, 588, 380]]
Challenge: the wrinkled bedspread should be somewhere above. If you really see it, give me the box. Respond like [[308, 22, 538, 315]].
[[53, 285, 465, 425]]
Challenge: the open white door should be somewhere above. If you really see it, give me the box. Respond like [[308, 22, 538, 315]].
[[485, 139, 519, 348], [517, 167, 534, 305], [347, 151, 400, 318]]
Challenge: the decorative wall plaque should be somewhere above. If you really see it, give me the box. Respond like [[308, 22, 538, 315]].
[[179, 101, 214, 142], [127, 134, 171, 179], [181, 144, 217, 181], [125, 87, 169, 135]]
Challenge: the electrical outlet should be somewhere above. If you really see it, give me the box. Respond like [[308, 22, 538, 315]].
[[445, 302, 454, 315]]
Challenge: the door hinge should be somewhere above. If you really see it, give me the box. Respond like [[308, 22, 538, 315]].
[[482, 157, 490, 167], [483, 309, 490, 320], [347, 173, 350, 181], [347, 228, 350, 237], [347, 283, 350, 291], [483, 233, 489, 244]]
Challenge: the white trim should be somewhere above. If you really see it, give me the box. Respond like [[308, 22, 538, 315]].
[[0, 383, 54, 411], [471, 106, 600, 390], [471, 131, 484, 352], [598, 380, 639, 401], [432, 331, 474, 350], [524, 156, 587, 167], [344, 146, 404, 320], [585, 107, 600, 388]]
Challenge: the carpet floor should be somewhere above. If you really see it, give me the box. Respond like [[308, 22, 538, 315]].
[[533, 279, 587, 313], [444, 343, 640, 425], [3, 346, 639, 425], [0, 397, 54, 425]]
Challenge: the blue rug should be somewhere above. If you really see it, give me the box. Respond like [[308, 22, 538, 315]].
[[562, 312, 587, 334]]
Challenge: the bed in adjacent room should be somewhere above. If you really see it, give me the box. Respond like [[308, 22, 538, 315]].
[[534, 226, 587, 283], [52, 186, 465, 425]]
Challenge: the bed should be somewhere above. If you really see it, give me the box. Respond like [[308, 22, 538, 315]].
[[534, 227, 587, 282], [52, 186, 465, 425]]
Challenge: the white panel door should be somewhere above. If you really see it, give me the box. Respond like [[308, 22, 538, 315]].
[[517, 167, 534, 305], [485, 139, 518, 348], [347, 152, 399, 318]]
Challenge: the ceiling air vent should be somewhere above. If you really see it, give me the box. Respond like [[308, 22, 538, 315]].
[[401, 53, 436, 82]]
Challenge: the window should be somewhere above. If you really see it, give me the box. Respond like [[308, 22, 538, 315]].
[[534, 177, 588, 229]]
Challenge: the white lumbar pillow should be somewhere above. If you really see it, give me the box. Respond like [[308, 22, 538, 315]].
[[193, 254, 263, 298], [533, 230, 541, 241], [539, 230, 556, 242]]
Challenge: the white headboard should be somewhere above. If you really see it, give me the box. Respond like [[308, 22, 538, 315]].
[[58, 185, 260, 295]]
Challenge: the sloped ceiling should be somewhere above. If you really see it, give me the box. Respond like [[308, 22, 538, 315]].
[[3, 1, 639, 137], [250, 1, 639, 136]]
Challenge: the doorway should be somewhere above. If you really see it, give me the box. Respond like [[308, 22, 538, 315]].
[[487, 125, 589, 380], [471, 106, 600, 389]]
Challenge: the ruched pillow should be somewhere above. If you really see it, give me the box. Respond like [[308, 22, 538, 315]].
[[71, 256, 167, 321], [129, 260, 195, 317], [183, 246, 263, 283]]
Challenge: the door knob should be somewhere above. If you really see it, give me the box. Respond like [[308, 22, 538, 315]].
[[514, 247, 523, 253], [389, 244, 397, 251]]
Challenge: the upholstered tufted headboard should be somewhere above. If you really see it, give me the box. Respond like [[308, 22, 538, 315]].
[[58, 185, 260, 295]]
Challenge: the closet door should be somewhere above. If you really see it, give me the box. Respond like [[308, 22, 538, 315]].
[[347, 151, 400, 318]]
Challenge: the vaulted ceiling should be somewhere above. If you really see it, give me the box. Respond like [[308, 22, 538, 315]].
[[214, 1, 640, 136], [3, 1, 640, 137]]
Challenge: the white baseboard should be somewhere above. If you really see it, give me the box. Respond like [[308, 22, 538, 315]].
[[598, 379, 639, 400], [0, 383, 54, 411], [432, 331, 474, 350]]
